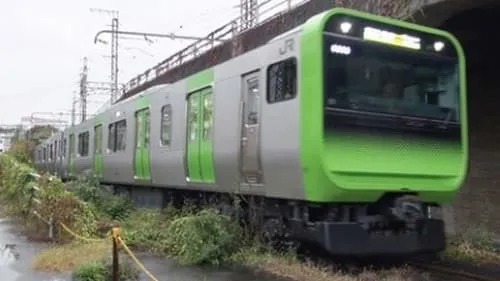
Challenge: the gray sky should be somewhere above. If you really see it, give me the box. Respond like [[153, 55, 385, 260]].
[[0, 0, 247, 125]]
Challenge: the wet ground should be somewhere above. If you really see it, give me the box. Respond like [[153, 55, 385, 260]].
[[0, 218, 69, 281], [0, 217, 275, 281]]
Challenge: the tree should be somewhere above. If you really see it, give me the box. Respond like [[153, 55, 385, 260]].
[[7, 139, 35, 165], [24, 125, 59, 146], [5, 125, 59, 164]]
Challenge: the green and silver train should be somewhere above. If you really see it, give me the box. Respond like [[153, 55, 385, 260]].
[[34, 8, 467, 256]]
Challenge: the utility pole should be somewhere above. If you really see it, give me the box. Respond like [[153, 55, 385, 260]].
[[111, 17, 119, 103], [79, 57, 88, 122], [90, 8, 120, 103], [71, 91, 77, 126], [239, 0, 259, 31]]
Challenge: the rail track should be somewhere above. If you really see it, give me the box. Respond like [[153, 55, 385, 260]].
[[408, 261, 499, 281]]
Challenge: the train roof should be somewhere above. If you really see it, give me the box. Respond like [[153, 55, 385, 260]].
[[114, 0, 337, 103]]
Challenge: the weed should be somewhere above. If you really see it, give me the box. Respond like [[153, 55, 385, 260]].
[[164, 208, 243, 265], [120, 208, 171, 254], [72, 259, 140, 281], [32, 240, 110, 272], [442, 228, 500, 264], [72, 261, 106, 281]]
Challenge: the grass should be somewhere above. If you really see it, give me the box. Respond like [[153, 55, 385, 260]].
[[28, 204, 500, 281], [237, 247, 426, 281], [29, 207, 427, 281], [32, 240, 110, 272], [442, 236, 500, 265]]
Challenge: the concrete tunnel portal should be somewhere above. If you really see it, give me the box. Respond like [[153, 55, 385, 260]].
[[414, 0, 500, 236]]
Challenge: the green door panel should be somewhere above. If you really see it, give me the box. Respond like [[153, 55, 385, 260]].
[[134, 110, 144, 179], [200, 89, 215, 183], [143, 109, 152, 179], [186, 92, 203, 181], [185, 88, 215, 183], [93, 124, 103, 177], [68, 133, 76, 176], [134, 108, 151, 180]]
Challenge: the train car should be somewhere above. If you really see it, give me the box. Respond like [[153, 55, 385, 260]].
[[35, 8, 467, 257]]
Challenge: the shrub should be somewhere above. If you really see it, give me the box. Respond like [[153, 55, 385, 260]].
[[33, 175, 99, 241], [0, 154, 37, 217], [0, 154, 98, 241], [72, 259, 140, 281], [165, 208, 243, 265], [72, 261, 106, 281], [6, 139, 35, 166], [65, 174, 134, 221], [120, 209, 171, 254]]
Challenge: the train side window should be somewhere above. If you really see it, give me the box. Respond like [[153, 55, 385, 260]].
[[108, 123, 116, 152], [62, 138, 67, 158], [202, 89, 213, 140], [246, 77, 259, 125], [116, 120, 127, 151], [108, 120, 127, 153], [61, 138, 65, 158], [160, 104, 172, 147], [54, 141, 58, 159], [78, 131, 90, 157], [266, 58, 297, 103]]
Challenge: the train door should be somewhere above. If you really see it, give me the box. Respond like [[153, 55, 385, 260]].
[[93, 124, 103, 177], [54, 140, 59, 176], [185, 88, 215, 183], [68, 133, 76, 177], [240, 72, 263, 185], [133, 108, 151, 181]]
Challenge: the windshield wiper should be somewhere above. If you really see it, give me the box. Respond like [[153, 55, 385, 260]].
[[437, 109, 454, 129]]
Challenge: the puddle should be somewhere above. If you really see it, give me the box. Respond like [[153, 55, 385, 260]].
[[0, 218, 70, 281], [0, 217, 277, 281]]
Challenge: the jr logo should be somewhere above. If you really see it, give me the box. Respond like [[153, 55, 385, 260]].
[[279, 38, 294, 55]]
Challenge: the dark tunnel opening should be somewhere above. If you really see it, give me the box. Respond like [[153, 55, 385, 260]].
[[438, 5, 500, 235]]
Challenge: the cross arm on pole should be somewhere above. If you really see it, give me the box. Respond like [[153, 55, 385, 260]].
[[93, 30, 225, 44]]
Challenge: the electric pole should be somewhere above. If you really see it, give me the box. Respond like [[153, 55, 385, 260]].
[[239, 0, 259, 31], [79, 57, 88, 122], [111, 17, 119, 103], [90, 8, 120, 103], [71, 91, 77, 126]]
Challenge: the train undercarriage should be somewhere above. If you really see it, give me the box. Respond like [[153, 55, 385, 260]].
[[109, 184, 446, 257]]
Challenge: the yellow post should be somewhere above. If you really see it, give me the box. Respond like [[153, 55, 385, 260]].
[[111, 226, 120, 281]]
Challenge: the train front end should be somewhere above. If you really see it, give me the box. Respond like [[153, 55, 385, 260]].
[[297, 8, 467, 256]]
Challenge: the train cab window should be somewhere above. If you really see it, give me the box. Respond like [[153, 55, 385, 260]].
[[160, 104, 172, 147], [78, 131, 90, 157], [267, 58, 297, 103], [108, 120, 127, 152]]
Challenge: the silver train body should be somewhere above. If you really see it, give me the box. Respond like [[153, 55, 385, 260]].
[[34, 26, 305, 202]]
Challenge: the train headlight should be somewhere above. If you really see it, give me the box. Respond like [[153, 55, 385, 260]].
[[433, 41, 445, 52], [340, 21, 352, 33]]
